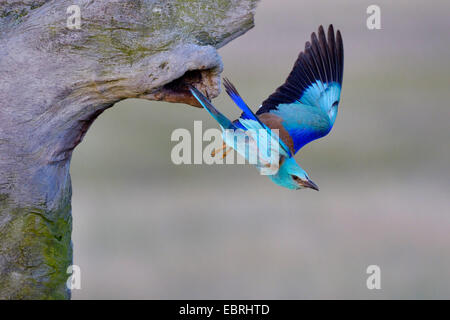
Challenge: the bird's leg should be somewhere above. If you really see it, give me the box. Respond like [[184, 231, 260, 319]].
[[211, 142, 233, 159], [221, 147, 233, 159], [211, 142, 227, 157]]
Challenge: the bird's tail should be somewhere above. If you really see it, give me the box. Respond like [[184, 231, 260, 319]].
[[189, 86, 235, 130]]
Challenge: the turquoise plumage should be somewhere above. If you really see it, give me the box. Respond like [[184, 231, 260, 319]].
[[189, 25, 344, 190]]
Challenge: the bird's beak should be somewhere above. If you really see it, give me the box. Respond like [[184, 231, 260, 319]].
[[302, 179, 319, 191]]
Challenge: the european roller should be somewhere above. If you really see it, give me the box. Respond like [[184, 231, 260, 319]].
[[189, 25, 344, 191]]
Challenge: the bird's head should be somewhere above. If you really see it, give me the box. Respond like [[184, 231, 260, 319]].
[[268, 157, 319, 191]]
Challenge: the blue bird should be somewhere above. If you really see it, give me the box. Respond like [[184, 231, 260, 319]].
[[189, 25, 344, 190]]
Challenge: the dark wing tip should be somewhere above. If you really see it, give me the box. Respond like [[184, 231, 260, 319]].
[[328, 24, 334, 35], [223, 77, 240, 97], [318, 25, 325, 34], [259, 24, 344, 114], [318, 25, 326, 44], [336, 30, 344, 83]]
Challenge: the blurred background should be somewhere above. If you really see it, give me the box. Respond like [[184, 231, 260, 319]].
[[71, 0, 450, 299]]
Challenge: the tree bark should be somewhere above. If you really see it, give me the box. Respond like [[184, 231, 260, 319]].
[[0, 0, 258, 299]]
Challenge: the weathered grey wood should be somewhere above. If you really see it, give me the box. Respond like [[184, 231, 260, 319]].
[[0, 0, 258, 299]]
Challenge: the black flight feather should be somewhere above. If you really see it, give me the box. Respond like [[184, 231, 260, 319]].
[[257, 25, 344, 115]]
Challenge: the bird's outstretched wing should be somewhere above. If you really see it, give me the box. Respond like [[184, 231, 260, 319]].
[[256, 25, 344, 154]]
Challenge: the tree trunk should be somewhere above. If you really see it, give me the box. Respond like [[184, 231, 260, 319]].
[[0, 0, 258, 299]]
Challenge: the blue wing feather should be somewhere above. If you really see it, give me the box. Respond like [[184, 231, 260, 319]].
[[270, 102, 332, 152]]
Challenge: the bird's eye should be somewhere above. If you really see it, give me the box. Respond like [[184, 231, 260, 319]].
[[291, 175, 300, 181]]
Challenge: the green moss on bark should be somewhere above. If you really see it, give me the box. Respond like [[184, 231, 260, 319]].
[[0, 194, 72, 300]]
